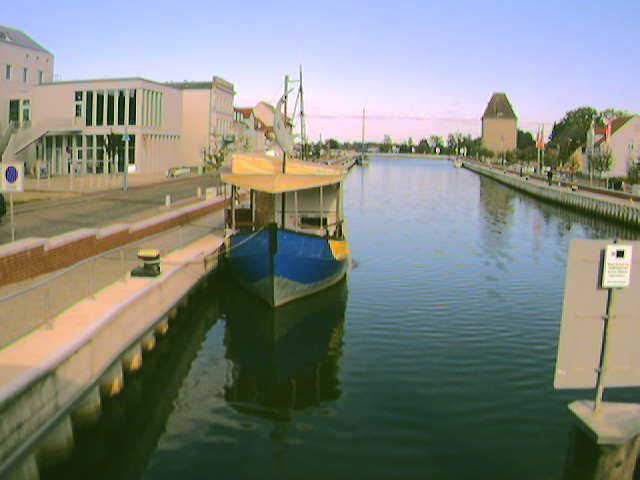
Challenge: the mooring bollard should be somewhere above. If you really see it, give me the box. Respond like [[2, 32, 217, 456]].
[[99, 363, 124, 398], [165, 194, 171, 208], [197, 187, 202, 199]]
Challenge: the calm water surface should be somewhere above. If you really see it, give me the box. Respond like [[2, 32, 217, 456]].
[[43, 157, 640, 480]]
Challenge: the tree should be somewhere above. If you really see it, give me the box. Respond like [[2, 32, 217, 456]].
[[327, 138, 340, 150], [590, 145, 613, 178], [380, 134, 393, 153], [416, 138, 430, 153], [545, 144, 560, 169], [429, 135, 444, 150], [517, 130, 535, 149], [549, 107, 598, 162]]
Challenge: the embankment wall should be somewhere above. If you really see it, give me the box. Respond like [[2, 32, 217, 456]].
[[464, 162, 640, 229]]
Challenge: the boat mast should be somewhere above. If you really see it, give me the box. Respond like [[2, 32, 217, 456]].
[[299, 65, 306, 161], [281, 74, 289, 227], [361, 107, 366, 158]]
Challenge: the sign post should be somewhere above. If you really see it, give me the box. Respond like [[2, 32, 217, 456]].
[[1, 162, 24, 242], [594, 243, 633, 411]]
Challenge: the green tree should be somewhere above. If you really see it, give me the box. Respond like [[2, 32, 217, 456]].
[[429, 135, 444, 150], [327, 138, 340, 150], [416, 138, 430, 153], [517, 130, 535, 149], [590, 146, 613, 178], [380, 134, 393, 153], [549, 107, 598, 161]]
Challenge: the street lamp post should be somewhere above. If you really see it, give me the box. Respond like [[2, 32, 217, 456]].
[[122, 127, 130, 191]]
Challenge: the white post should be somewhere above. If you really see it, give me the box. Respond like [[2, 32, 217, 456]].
[[319, 186, 323, 231], [9, 192, 15, 242], [294, 190, 299, 229]]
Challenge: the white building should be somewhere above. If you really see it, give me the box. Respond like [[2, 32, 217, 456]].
[[1, 25, 235, 176], [589, 116, 640, 178]]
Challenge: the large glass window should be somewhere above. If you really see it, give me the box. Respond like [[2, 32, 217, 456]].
[[128, 89, 136, 126], [8, 99, 19, 122], [22, 100, 30, 122], [38, 71, 43, 84], [107, 90, 115, 125], [74, 91, 82, 102], [85, 91, 93, 126], [117, 90, 125, 125], [5, 65, 10, 80], [22, 67, 27, 83], [96, 91, 104, 126], [128, 134, 135, 164], [96, 135, 105, 173]]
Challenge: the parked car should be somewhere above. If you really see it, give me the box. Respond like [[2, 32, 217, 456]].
[[0, 193, 6, 223]]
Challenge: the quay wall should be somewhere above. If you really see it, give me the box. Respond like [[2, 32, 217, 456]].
[[0, 195, 227, 288], [0, 233, 224, 477], [464, 162, 640, 229]]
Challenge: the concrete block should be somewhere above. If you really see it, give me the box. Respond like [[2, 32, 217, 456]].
[[569, 400, 640, 445]]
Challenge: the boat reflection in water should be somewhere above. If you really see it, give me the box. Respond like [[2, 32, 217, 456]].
[[221, 277, 348, 418]]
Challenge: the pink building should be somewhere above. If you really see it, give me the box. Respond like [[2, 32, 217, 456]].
[[1, 25, 235, 176]]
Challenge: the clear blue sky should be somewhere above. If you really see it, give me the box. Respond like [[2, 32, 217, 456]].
[[4, 0, 639, 141]]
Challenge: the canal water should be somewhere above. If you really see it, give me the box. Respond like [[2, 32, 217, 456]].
[[42, 157, 640, 480]]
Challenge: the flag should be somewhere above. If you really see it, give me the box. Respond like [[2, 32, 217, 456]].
[[536, 125, 544, 149], [605, 120, 612, 140]]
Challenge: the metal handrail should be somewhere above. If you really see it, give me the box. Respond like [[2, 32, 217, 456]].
[[0, 222, 210, 303]]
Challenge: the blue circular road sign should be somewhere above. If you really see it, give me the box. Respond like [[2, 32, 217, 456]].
[[5, 166, 18, 183]]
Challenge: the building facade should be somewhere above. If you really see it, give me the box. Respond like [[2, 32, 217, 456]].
[[1, 25, 234, 176], [591, 116, 640, 178], [481, 92, 517, 154]]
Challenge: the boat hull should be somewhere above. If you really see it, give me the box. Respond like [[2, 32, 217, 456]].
[[227, 227, 350, 307]]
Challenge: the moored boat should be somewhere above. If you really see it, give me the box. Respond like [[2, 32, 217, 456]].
[[222, 152, 350, 307]]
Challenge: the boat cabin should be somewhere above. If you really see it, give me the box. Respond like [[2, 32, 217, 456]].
[[222, 153, 345, 239]]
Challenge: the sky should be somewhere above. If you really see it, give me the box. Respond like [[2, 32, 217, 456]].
[[3, 0, 640, 142]]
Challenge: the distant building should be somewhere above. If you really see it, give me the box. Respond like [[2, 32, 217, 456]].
[[481, 92, 517, 154], [589, 116, 640, 177], [1, 25, 235, 175]]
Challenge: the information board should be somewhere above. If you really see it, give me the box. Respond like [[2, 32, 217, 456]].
[[554, 239, 640, 389]]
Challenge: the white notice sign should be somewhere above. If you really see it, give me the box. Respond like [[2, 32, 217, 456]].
[[602, 245, 633, 289]]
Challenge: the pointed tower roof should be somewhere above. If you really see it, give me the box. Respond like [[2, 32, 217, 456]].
[[482, 93, 517, 120]]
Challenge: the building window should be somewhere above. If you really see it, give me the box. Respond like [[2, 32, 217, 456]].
[[85, 91, 93, 126], [9, 100, 19, 123], [96, 90, 104, 126], [74, 91, 83, 119], [107, 90, 115, 125], [128, 134, 135, 164], [128, 89, 136, 126], [22, 67, 27, 83], [117, 90, 125, 125], [5, 65, 10, 80], [22, 100, 30, 122], [38, 71, 43, 84]]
